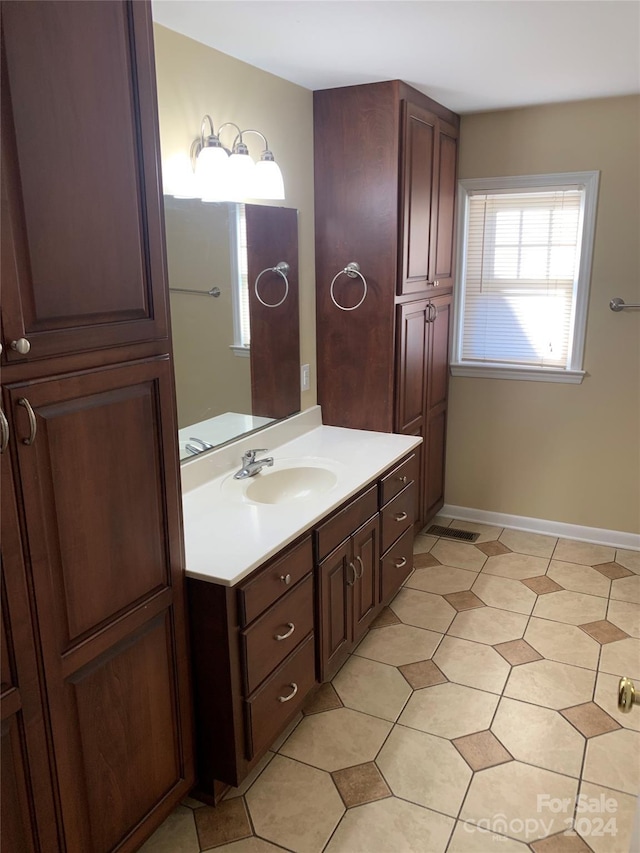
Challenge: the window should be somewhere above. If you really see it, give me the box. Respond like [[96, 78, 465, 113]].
[[230, 203, 251, 357], [451, 171, 599, 383]]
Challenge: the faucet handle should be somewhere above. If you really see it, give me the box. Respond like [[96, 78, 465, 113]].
[[242, 448, 269, 463]]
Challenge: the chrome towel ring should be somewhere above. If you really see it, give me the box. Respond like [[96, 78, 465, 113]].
[[254, 261, 290, 308], [330, 262, 368, 311]]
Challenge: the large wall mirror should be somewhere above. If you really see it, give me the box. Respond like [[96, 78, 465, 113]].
[[164, 198, 301, 460]]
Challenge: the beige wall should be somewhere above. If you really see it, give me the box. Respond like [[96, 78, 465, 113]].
[[446, 95, 640, 533], [152, 23, 317, 413]]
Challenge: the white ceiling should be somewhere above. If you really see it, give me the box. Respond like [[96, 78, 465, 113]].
[[152, 0, 640, 113]]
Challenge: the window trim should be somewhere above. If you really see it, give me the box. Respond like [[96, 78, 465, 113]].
[[451, 171, 600, 383], [230, 203, 251, 358]]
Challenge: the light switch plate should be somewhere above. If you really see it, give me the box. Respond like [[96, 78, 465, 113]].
[[301, 363, 310, 391]]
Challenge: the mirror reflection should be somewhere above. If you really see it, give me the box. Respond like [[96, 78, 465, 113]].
[[164, 198, 301, 460]]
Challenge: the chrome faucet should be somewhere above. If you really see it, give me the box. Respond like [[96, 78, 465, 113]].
[[234, 448, 274, 479], [189, 436, 214, 451]]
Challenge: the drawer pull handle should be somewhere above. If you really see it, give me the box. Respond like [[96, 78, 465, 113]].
[[18, 398, 37, 446], [394, 556, 408, 569], [275, 622, 295, 641], [278, 682, 298, 703], [354, 556, 364, 579], [398, 475, 408, 484], [346, 562, 356, 587], [394, 511, 408, 522], [280, 573, 292, 585]]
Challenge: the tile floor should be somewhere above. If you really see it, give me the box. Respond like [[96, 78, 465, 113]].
[[142, 519, 640, 853]]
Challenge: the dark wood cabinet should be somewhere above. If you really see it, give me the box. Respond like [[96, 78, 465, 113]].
[[314, 81, 459, 526], [0, 2, 193, 850]]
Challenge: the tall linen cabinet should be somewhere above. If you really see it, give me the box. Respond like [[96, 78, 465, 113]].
[[314, 81, 459, 527], [0, 2, 194, 851]]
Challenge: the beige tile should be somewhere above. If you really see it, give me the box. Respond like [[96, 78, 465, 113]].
[[246, 754, 344, 853], [181, 796, 207, 810], [472, 574, 537, 615], [476, 540, 513, 557], [194, 799, 252, 850], [139, 805, 199, 853], [532, 590, 607, 626], [377, 726, 472, 816], [499, 529, 558, 558], [580, 619, 629, 644], [430, 514, 453, 528], [331, 762, 391, 808], [431, 539, 487, 571], [592, 562, 634, 580], [553, 540, 616, 566], [332, 655, 411, 722], [504, 659, 595, 710], [615, 548, 640, 574], [448, 822, 529, 852], [452, 730, 512, 771], [594, 671, 640, 732], [224, 751, 274, 799], [451, 519, 504, 542], [302, 683, 343, 715], [278, 707, 391, 772], [398, 682, 499, 739], [413, 551, 441, 569], [492, 697, 585, 777], [213, 839, 286, 853], [448, 606, 528, 645], [598, 637, 640, 680], [434, 636, 511, 694], [324, 796, 454, 853], [610, 575, 640, 604], [607, 599, 640, 639], [530, 834, 592, 853], [521, 575, 564, 595], [483, 552, 550, 580], [368, 606, 400, 629], [547, 560, 611, 598], [389, 587, 455, 633], [561, 702, 621, 738], [460, 762, 578, 842], [405, 564, 478, 595], [353, 623, 441, 666], [443, 589, 485, 611], [398, 659, 447, 689], [269, 712, 302, 752], [575, 780, 639, 853], [412, 533, 438, 554], [494, 639, 543, 666], [583, 728, 640, 795], [525, 617, 600, 670]]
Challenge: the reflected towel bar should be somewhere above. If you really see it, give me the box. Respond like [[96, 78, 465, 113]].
[[610, 297, 640, 311], [170, 287, 221, 297]]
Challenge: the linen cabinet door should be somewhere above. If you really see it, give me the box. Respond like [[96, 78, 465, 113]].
[[424, 293, 452, 520], [0, 1, 168, 364], [430, 120, 458, 289], [317, 540, 351, 681], [5, 358, 193, 853], [351, 515, 380, 645]]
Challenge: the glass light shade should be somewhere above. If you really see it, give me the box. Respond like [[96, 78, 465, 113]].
[[162, 152, 200, 198], [195, 145, 230, 202], [252, 159, 285, 200], [226, 151, 255, 201]]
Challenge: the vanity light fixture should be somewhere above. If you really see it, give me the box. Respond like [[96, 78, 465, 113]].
[[189, 115, 285, 202]]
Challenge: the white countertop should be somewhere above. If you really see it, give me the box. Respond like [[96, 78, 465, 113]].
[[181, 407, 421, 586]]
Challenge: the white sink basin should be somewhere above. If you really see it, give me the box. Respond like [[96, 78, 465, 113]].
[[221, 458, 341, 505]]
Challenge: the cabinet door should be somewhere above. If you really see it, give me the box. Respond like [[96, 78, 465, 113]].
[[0, 1, 168, 364], [431, 121, 458, 287], [1, 453, 60, 853], [351, 515, 380, 644], [424, 294, 452, 520], [399, 102, 436, 295], [3, 358, 193, 852], [317, 540, 351, 681]]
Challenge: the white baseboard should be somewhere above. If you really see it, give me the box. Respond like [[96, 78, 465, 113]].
[[440, 504, 640, 552]]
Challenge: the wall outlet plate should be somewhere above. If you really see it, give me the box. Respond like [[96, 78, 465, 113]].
[[301, 363, 310, 392]]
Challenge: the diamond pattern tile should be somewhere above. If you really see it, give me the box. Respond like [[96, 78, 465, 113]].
[[149, 525, 640, 853]]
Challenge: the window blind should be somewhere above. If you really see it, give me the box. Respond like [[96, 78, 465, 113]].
[[236, 204, 251, 348], [461, 188, 584, 368]]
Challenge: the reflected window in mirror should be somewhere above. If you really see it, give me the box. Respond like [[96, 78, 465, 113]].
[[231, 204, 251, 357]]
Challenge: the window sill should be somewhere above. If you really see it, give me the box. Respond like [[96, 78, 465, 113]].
[[230, 345, 250, 359], [450, 362, 586, 384]]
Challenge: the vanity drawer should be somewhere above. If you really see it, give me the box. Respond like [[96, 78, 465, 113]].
[[380, 526, 414, 602], [381, 483, 415, 554], [245, 634, 316, 760], [239, 536, 313, 626], [380, 453, 418, 506], [242, 574, 314, 694], [315, 485, 378, 561]]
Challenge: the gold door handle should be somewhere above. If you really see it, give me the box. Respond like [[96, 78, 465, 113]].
[[618, 677, 639, 713]]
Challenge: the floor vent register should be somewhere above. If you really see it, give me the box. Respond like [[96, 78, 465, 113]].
[[426, 525, 480, 543]]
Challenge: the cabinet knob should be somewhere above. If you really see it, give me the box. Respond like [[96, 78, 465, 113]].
[[394, 511, 408, 522], [280, 573, 292, 585], [434, 280, 440, 287], [618, 677, 639, 713], [10, 337, 31, 355], [398, 475, 408, 484]]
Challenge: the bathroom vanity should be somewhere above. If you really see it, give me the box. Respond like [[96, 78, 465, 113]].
[[181, 408, 420, 802]]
